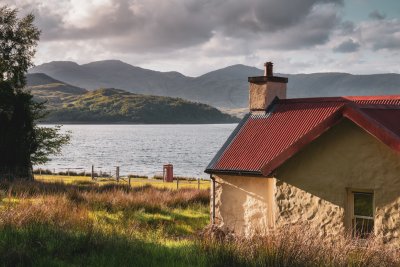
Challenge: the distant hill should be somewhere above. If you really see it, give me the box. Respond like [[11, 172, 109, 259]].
[[28, 78, 238, 124], [27, 73, 87, 95], [27, 73, 88, 109], [29, 61, 400, 109]]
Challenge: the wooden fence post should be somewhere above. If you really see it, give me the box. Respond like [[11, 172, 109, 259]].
[[176, 177, 179, 190], [198, 178, 200, 190], [116, 166, 120, 182], [91, 165, 94, 180], [128, 176, 131, 187]]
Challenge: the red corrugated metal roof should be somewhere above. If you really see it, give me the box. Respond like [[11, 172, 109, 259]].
[[206, 95, 400, 176]]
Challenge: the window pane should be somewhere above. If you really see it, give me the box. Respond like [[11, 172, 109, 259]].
[[354, 192, 373, 217], [354, 218, 374, 238]]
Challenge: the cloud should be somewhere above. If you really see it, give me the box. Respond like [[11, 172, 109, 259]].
[[333, 39, 360, 53], [7, 0, 343, 54], [5, 0, 400, 76], [360, 19, 400, 51], [368, 10, 386, 20], [338, 20, 356, 35], [261, 3, 341, 50]]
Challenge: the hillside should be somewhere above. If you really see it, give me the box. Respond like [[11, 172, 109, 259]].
[[29, 61, 400, 109], [27, 73, 88, 108], [30, 83, 238, 123]]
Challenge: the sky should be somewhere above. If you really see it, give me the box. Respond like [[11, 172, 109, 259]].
[[5, 0, 400, 76]]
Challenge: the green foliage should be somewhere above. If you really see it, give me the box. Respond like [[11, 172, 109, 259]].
[[31, 125, 71, 165], [0, 6, 40, 89], [0, 82, 37, 178], [0, 6, 69, 179]]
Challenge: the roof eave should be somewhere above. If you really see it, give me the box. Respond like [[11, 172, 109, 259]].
[[204, 168, 263, 177]]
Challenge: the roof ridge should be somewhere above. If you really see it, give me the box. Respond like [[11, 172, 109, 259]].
[[280, 95, 400, 104]]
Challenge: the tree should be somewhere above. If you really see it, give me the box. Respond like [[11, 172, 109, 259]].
[[0, 6, 70, 179]]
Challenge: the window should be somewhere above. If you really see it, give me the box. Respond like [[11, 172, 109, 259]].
[[352, 191, 374, 238]]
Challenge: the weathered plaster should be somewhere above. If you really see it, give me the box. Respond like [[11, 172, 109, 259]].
[[249, 82, 286, 111], [276, 119, 400, 243], [211, 175, 275, 236]]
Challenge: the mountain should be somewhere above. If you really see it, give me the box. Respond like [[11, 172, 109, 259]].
[[30, 60, 193, 97], [29, 61, 400, 109], [28, 77, 238, 124]]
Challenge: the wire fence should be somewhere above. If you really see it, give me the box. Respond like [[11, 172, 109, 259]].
[[33, 165, 210, 190]]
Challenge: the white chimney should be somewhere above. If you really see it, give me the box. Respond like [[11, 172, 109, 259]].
[[249, 62, 288, 112]]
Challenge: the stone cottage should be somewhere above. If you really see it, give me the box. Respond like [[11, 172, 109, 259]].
[[205, 62, 400, 243]]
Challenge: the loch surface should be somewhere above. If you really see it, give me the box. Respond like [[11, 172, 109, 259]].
[[36, 124, 237, 178]]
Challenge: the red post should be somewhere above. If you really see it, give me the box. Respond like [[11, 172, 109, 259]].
[[163, 164, 173, 183]]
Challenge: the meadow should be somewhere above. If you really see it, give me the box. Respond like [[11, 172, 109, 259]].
[[35, 174, 211, 190], [0, 177, 397, 266]]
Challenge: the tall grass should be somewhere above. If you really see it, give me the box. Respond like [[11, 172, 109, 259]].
[[0, 180, 398, 266], [199, 224, 399, 267], [0, 180, 210, 266]]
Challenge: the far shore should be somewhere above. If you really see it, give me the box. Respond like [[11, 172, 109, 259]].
[[38, 122, 239, 125]]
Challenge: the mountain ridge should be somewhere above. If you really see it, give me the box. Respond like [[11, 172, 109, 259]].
[[29, 61, 400, 108]]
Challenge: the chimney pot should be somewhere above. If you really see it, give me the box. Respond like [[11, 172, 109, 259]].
[[264, 62, 273, 77]]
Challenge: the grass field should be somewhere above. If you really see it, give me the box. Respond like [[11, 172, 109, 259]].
[[35, 174, 211, 190], [0, 179, 211, 266], [0, 177, 398, 266]]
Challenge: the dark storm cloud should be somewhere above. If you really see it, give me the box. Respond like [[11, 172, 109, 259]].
[[333, 39, 360, 53], [214, 0, 342, 36], [11, 0, 343, 53], [369, 10, 386, 20], [265, 3, 341, 50]]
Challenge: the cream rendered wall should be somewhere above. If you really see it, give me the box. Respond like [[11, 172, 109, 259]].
[[276, 119, 400, 243], [212, 175, 275, 236]]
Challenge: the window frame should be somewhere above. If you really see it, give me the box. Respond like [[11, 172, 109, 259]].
[[346, 188, 375, 238]]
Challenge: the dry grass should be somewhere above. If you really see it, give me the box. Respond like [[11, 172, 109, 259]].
[[0, 180, 210, 266], [0, 195, 90, 229], [0, 180, 209, 211], [81, 185, 209, 212], [200, 224, 399, 267], [0, 179, 398, 266], [35, 174, 211, 190]]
